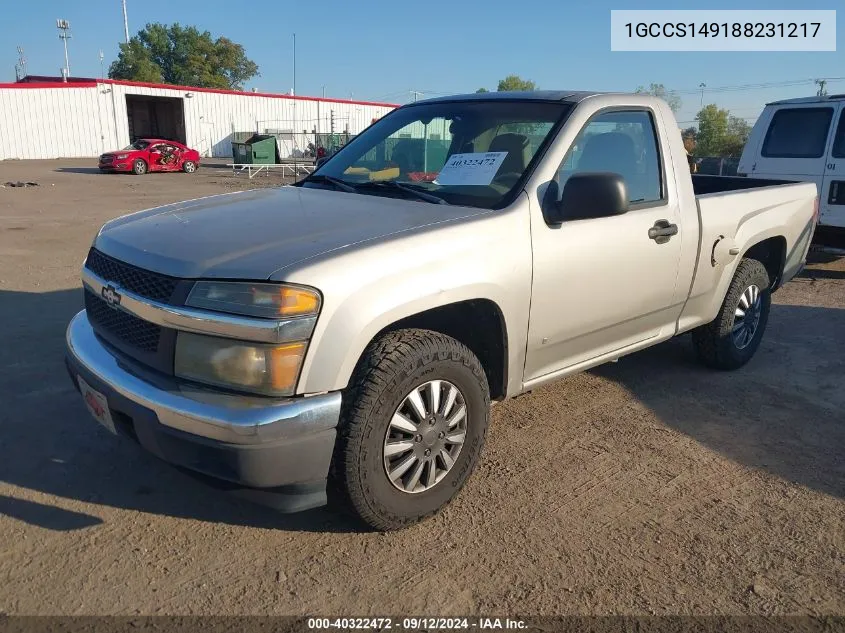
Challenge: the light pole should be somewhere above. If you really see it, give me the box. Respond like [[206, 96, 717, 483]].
[[57, 19, 72, 80], [698, 82, 706, 109]]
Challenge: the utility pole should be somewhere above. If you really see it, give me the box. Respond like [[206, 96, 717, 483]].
[[410, 90, 424, 102], [122, 0, 130, 43], [815, 79, 828, 97], [292, 33, 296, 96], [99, 50, 105, 79], [57, 19, 72, 80], [698, 82, 706, 109]]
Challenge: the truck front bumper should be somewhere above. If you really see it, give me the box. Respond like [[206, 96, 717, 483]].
[[64, 310, 342, 513]]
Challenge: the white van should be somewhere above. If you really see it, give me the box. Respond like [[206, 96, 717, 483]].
[[739, 94, 845, 228]]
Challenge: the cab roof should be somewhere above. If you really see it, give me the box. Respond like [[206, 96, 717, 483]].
[[411, 91, 608, 105], [766, 94, 845, 106]]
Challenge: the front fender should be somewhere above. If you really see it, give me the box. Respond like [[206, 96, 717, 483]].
[[281, 199, 533, 396]]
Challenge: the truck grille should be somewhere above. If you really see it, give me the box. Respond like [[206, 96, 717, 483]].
[[85, 248, 179, 303], [84, 289, 161, 353]]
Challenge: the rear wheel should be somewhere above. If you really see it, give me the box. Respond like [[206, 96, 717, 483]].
[[182, 160, 197, 173], [332, 329, 490, 531], [692, 258, 771, 370], [132, 159, 148, 175]]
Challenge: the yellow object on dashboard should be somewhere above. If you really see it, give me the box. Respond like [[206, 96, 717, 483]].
[[368, 167, 400, 181], [342, 166, 401, 181], [344, 167, 370, 176]]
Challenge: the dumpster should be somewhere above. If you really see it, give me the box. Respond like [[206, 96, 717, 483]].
[[231, 133, 279, 164]]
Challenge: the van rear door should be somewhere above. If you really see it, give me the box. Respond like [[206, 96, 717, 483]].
[[745, 103, 839, 225], [821, 108, 845, 227]]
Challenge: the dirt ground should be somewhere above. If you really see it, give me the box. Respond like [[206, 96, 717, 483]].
[[0, 159, 842, 616]]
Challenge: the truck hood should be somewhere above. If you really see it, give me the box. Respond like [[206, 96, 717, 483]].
[[94, 186, 485, 279]]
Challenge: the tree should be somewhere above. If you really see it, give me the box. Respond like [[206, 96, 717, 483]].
[[497, 75, 536, 91], [109, 23, 259, 89], [695, 104, 729, 156], [723, 116, 752, 157], [475, 87, 489, 93], [635, 83, 682, 113], [695, 105, 751, 157]]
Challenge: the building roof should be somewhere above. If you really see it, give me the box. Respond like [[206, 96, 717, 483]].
[[0, 76, 399, 108], [766, 94, 845, 105]]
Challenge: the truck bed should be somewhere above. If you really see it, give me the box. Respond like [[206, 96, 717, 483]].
[[681, 178, 818, 336]]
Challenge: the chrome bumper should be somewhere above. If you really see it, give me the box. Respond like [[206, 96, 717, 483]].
[[65, 310, 342, 445]]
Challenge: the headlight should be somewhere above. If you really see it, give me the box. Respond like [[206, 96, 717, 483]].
[[175, 332, 306, 396], [186, 281, 321, 319], [115, 153, 129, 159]]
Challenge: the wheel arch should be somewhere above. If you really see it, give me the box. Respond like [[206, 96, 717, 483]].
[[742, 235, 787, 290], [373, 299, 509, 401]]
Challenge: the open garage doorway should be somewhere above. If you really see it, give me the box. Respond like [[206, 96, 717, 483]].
[[125, 95, 186, 144]]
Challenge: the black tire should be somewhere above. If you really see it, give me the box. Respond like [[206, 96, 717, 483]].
[[332, 329, 490, 531], [132, 159, 148, 175], [183, 160, 197, 173], [692, 258, 771, 370]]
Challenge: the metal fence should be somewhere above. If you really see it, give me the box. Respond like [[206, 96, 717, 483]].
[[694, 157, 740, 176]]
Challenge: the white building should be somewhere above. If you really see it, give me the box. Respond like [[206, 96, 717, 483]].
[[0, 78, 397, 160]]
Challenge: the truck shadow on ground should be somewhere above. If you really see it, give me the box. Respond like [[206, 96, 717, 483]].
[[591, 302, 845, 502], [0, 288, 361, 534]]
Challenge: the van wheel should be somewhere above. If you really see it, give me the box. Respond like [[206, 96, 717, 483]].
[[692, 258, 771, 370], [332, 329, 490, 531], [132, 159, 148, 175]]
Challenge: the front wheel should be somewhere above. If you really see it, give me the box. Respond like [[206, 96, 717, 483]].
[[332, 329, 490, 531], [132, 159, 148, 175], [692, 258, 771, 370], [182, 160, 197, 173]]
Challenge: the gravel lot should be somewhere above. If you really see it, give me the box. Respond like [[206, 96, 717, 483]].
[[0, 159, 843, 616]]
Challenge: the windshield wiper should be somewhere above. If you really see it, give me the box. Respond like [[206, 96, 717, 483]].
[[356, 180, 447, 204], [303, 174, 358, 193]]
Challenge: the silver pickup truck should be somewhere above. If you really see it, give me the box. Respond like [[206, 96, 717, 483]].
[[66, 91, 818, 530]]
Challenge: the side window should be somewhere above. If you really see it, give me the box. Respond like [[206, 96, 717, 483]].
[[761, 107, 833, 158], [557, 110, 662, 204], [832, 109, 845, 159]]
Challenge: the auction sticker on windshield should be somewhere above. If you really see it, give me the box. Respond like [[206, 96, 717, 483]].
[[436, 152, 508, 186]]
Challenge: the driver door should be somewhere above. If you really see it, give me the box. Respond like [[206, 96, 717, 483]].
[[147, 144, 164, 171], [524, 108, 684, 382]]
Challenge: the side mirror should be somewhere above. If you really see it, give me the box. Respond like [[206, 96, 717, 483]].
[[544, 172, 629, 224], [315, 156, 329, 168]]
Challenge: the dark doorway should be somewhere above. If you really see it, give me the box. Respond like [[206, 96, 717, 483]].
[[125, 95, 186, 144]]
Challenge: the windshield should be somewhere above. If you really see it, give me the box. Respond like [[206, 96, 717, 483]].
[[305, 100, 570, 208], [124, 140, 150, 151]]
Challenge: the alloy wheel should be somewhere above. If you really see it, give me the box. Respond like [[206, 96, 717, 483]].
[[383, 380, 467, 494], [732, 284, 763, 349]]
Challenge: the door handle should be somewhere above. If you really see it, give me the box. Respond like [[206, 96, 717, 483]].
[[648, 219, 678, 244]]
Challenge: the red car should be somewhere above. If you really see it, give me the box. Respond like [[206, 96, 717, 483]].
[[98, 139, 200, 175]]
